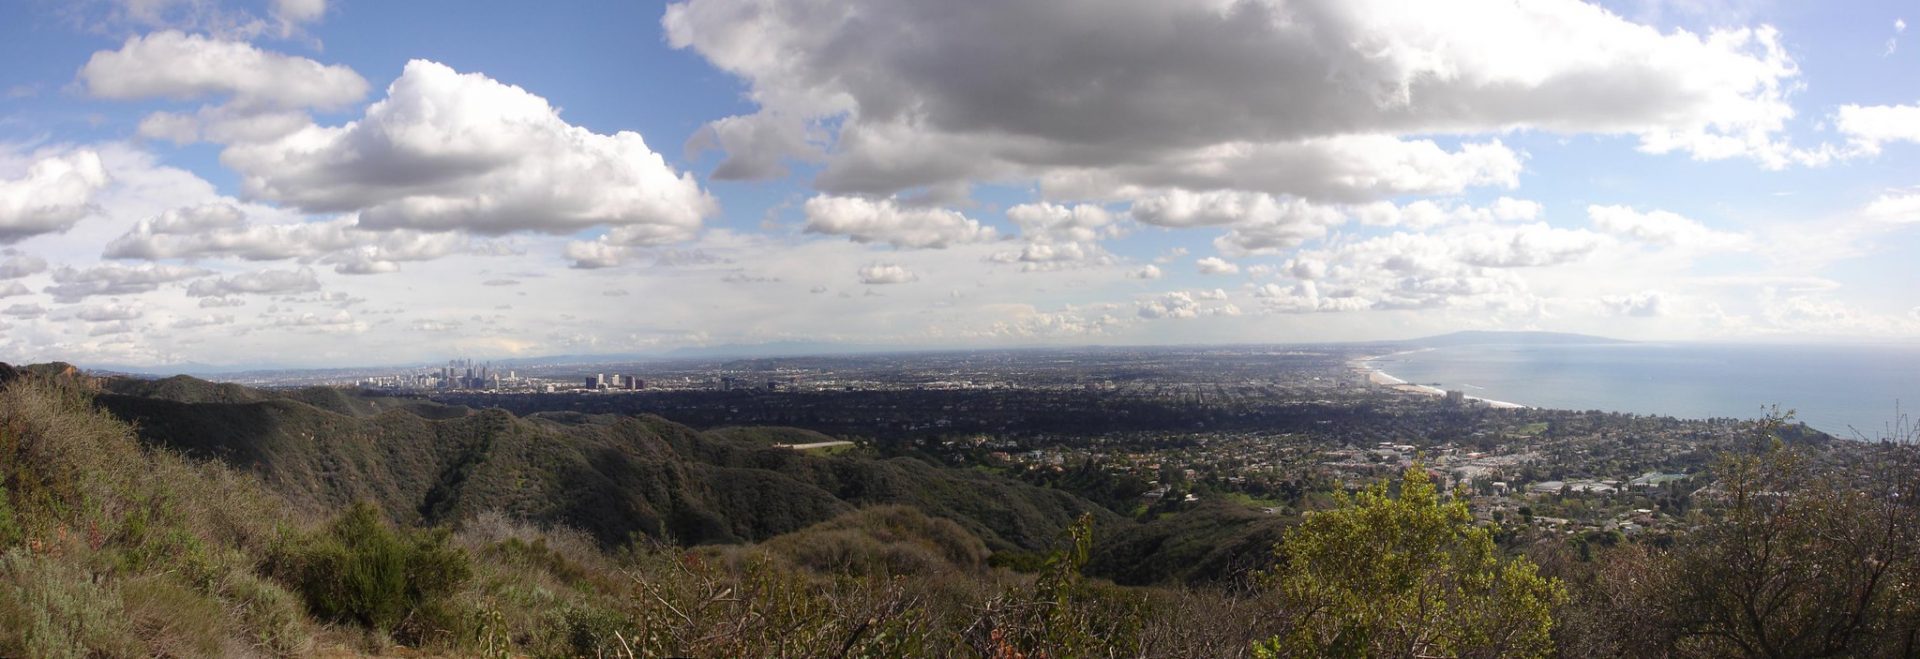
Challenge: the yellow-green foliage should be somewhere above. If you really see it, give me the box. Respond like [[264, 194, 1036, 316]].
[[1256, 466, 1566, 659]]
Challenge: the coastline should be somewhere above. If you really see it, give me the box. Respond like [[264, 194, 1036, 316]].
[[1354, 351, 1529, 410]]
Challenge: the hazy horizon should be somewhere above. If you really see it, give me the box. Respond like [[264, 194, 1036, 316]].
[[3, 0, 1918, 368]]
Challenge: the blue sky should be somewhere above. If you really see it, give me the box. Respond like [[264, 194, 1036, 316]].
[[0, 0, 1915, 368]]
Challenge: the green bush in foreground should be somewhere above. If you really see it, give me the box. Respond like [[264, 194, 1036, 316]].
[[276, 502, 472, 637], [1257, 466, 1566, 659]]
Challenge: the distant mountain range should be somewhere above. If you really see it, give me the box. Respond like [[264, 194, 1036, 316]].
[[1394, 330, 1629, 348]]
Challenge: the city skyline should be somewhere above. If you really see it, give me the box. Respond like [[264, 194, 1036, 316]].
[[2, 0, 1918, 369]]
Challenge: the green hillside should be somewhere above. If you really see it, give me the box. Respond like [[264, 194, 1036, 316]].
[[93, 375, 1116, 552]]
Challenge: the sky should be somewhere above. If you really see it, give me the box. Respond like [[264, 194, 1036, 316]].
[[0, 0, 1916, 368]]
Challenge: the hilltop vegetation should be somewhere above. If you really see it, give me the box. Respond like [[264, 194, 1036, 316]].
[[5, 363, 1920, 657]]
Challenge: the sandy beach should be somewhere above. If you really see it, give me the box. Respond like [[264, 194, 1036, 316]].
[[1355, 354, 1528, 409]]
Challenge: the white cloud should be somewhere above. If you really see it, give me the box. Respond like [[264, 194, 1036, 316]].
[[1136, 291, 1199, 320], [1129, 191, 1347, 257], [1600, 290, 1668, 317], [105, 202, 477, 273], [273, 0, 325, 25], [0, 255, 48, 279], [1351, 197, 1542, 230], [563, 240, 631, 270], [802, 195, 996, 248], [1862, 192, 1920, 224], [173, 314, 234, 328], [1128, 265, 1162, 280], [1195, 257, 1240, 275], [0, 281, 30, 298], [0, 150, 110, 244], [1834, 103, 1920, 156], [268, 309, 364, 333], [857, 263, 918, 285], [1252, 280, 1374, 314], [184, 268, 320, 297], [985, 241, 1110, 270], [1005, 203, 1117, 243], [75, 303, 144, 322], [1453, 223, 1609, 268], [79, 31, 367, 112], [2, 303, 46, 318], [46, 263, 206, 302], [222, 60, 715, 239], [1587, 204, 1750, 250], [1038, 137, 1525, 202]]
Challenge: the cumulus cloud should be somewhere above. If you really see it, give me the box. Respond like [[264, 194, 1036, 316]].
[[802, 195, 996, 248], [184, 268, 321, 297], [1601, 290, 1669, 317], [0, 254, 48, 279], [273, 0, 325, 26], [221, 60, 715, 239], [1136, 291, 1198, 320], [985, 241, 1110, 270], [1130, 191, 1347, 256], [173, 314, 235, 328], [1588, 204, 1750, 250], [75, 303, 144, 322], [1452, 223, 1609, 268], [1252, 280, 1373, 313], [1270, 222, 1610, 312], [0, 150, 111, 244], [1195, 257, 1240, 275], [79, 31, 367, 144], [667, 0, 1809, 203], [1128, 265, 1162, 280], [1039, 137, 1525, 202], [80, 31, 366, 110], [1352, 197, 1542, 230], [2, 303, 46, 318], [46, 263, 206, 302], [105, 203, 476, 273], [857, 263, 917, 285], [1833, 103, 1920, 156], [563, 240, 631, 269], [1862, 192, 1920, 224], [268, 310, 364, 333], [0, 281, 29, 298], [1005, 203, 1118, 243]]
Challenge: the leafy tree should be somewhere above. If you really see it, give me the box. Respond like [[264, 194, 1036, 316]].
[[1572, 434, 1920, 657], [1257, 466, 1565, 658]]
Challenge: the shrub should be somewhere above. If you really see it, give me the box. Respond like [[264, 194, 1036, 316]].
[[220, 569, 312, 657], [279, 502, 473, 636], [1257, 466, 1565, 659], [0, 549, 141, 658], [120, 575, 228, 658]]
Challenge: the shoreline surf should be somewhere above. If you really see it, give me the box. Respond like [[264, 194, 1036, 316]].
[[1354, 352, 1528, 410]]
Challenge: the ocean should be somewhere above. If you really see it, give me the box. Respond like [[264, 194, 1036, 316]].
[[1373, 342, 1920, 439]]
